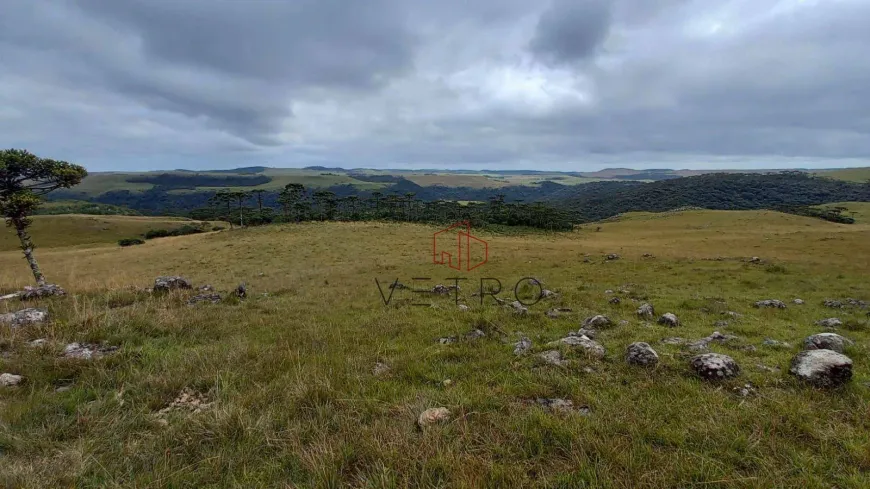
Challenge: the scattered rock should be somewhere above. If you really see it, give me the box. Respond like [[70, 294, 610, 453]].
[[846, 298, 868, 308], [28, 338, 48, 347], [762, 338, 791, 348], [570, 327, 598, 339], [642, 253, 655, 258], [545, 307, 572, 319], [438, 336, 458, 345], [235, 282, 247, 299], [0, 308, 48, 328], [157, 387, 214, 416], [417, 407, 451, 428], [734, 383, 757, 397], [657, 313, 680, 327], [373, 362, 391, 376], [389, 281, 408, 290], [432, 284, 460, 295], [789, 350, 852, 387], [714, 320, 729, 328], [636, 303, 655, 319], [804, 333, 853, 353], [723, 311, 742, 319], [198, 284, 215, 292], [528, 278, 543, 286], [756, 364, 780, 373], [558, 335, 606, 358], [582, 315, 612, 328], [660, 337, 687, 345], [690, 353, 740, 380], [605, 253, 620, 261], [540, 289, 558, 299], [822, 299, 843, 309], [604, 289, 614, 295], [188, 293, 221, 305], [754, 300, 786, 309], [513, 336, 532, 355], [62, 342, 119, 360], [618, 319, 629, 326], [626, 342, 659, 366], [538, 350, 567, 366], [749, 256, 762, 263], [465, 329, 486, 340], [687, 331, 739, 352], [609, 297, 621, 305], [0, 373, 23, 386], [153, 276, 192, 292], [442, 379, 453, 387], [534, 398, 587, 414], [509, 301, 529, 315], [816, 318, 842, 329], [457, 304, 469, 311], [19, 284, 66, 300], [793, 299, 805, 305]]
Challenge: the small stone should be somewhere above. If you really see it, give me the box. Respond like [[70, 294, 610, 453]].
[[465, 329, 486, 340], [570, 327, 598, 339], [235, 283, 247, 299], [749, 256, 762, 263], [636, 303, 654, 319], [442, 379, 453, 387], [188, 293, 222, 305], [658, 313, 680, 327], [0, 373, 23, 386], [660, 337, 687, 345], [535, 398, 575, 413], [793, 299, 805, 305], [790, 349, 852, 387], [714, 320, 729, 328], [457, 304, 469, 311], [618, 320, 629, 326], [198, 284, 215, 292], [438, 336, 458, 345], [609, 297, 621, 305], [642, 253, 655, 258], [418, 407, 451, 428], [604, 289, 614, 294], [823, 299, 843, 309], [626, 342, 659, 366], [509, 301, 529, 315], [582, 315, 612, 328], [540, 289, 558, 299], [539, 350, 566, 366], [605, 253, 620, 261], [754, 300, 786, 309], [756, 364, 780, 373], [762, 338, 791, 348], [19, 284, 66, 300], [29, 338, 48, 347], [690, 353, 740, 380], [734, 383, 756, 397], [373, 362, 391, 376], [816, 318, 842, 329], [723, 311, 742, 319], [62, 342, 119, 359], [513, 336, 532, 356], [804, 333, 853, 353]]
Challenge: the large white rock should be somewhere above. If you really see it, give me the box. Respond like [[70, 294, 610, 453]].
[[0, 373, 23, 386], [790, 349, 853, 387]]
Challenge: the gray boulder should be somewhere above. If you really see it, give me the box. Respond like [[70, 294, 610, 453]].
[[754, 300, 786, 309], [1, 373, 23, 386], [558, 335, 605, 358], [637, 304, 656, 319], [816, 318, 842, 328], [153, 276, 192, 292], [790, 349, 852, 387], [62, 342, 119, 360], [0, 308, 48, 328], [539, 350, 566, 366], [804, 333, 853, 353], [690, 353, 740, 380], [626, 342, 659, 366], [657, 313, 679, 327], [513, 337, 532, 355], [582, 315, 612, 328]]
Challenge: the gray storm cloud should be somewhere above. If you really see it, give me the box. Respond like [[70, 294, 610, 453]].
[[1, 0, 869, 170]]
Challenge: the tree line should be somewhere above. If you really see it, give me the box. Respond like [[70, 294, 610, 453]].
[[195, 184, 575, 231]]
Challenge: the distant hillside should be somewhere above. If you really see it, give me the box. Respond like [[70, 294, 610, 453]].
[[557, 172, 870, 222]]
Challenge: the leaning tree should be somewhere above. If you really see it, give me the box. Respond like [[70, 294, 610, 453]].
[[0, 149, 87, 286]]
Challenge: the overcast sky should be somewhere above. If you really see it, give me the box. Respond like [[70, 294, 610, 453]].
[[2, 0, 869, 172]]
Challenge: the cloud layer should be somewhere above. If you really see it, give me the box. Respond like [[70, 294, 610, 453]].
[[1, 0, 868, 171]]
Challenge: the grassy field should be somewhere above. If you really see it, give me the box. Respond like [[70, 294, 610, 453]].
[[0, 215, 219, 252], [815, 168, 870, 183], [1, 209, 869, 487]]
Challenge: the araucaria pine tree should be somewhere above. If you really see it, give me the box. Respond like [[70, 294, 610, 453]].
[[0, 149, 87, 285]]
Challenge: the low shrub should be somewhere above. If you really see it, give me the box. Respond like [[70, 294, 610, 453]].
[[118, 238, 145, 247]]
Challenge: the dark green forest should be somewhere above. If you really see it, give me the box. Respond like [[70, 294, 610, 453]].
[[47, 172, 870, 229]]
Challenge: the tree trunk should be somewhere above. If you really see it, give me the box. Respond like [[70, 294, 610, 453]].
[[11, 218, 46, 286]]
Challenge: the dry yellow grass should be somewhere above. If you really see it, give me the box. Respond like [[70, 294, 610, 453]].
[[1, 210, 869, 487]]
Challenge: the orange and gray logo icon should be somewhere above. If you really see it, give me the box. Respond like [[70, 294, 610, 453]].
[[432, 221, 488, 271]]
